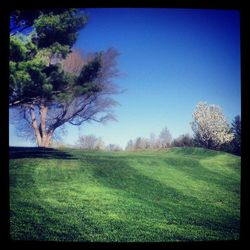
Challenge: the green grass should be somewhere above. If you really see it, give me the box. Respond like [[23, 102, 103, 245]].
[[9, 147, 240, 242]]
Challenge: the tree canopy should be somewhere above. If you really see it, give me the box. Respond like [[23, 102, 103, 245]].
[[191, 102, 234, 149]]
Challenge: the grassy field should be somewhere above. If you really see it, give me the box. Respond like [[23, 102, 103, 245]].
[[9, 147, 240, 242]]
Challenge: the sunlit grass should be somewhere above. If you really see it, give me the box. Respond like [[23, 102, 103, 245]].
[[9, 147, 240, 242]]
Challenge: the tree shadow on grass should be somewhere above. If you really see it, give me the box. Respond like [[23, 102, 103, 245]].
[[9, 147, 76, 160], [170, 147, 224, 160], [83, 155, 240, 238], [9, 152, 240, 241], [163, 157, 240, 190]]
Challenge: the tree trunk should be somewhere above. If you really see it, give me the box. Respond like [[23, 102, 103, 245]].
[[44, 131, 54, 147], [30, 106, 43, 147], [40, 102, 48, 146], [30, 103, 52, 148]]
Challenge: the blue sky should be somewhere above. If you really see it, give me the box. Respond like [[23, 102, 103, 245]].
[[9, 8, 241, 148]]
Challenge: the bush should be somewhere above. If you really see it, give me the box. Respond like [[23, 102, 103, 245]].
[[171, 134, 194, 147]]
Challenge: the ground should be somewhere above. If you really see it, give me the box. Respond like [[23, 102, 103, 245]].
[[9, 147, 240, 242]]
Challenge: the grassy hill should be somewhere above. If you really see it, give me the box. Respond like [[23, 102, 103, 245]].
[[9, 147, 240, 242]]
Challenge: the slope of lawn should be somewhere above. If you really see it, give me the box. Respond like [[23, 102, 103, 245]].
[[9, 147, 241, 242]]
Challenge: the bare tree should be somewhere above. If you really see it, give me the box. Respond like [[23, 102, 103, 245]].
[[77, 135, 105, 150], [62, 48, 86, 76], [106, 144, 122, 151], [133, 137, 149, 150]]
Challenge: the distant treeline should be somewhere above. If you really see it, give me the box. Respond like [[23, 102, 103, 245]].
[[50, 102, 241, 156], [125, 131, 194, 151]]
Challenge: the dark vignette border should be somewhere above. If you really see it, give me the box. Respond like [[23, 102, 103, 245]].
[[1, 0, 248, 249]]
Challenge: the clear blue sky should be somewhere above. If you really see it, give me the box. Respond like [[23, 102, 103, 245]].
[[9, 8, 241, 148]]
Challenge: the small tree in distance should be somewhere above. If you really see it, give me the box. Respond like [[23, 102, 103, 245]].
[[125, 127, 173, 151], [76, 135, 105, 150], [106, 144, 123, 151], [125, 139, 134, 151], [159, 127, 172, 148]]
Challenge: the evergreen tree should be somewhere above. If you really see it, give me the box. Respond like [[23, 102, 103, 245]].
[[231, 115, 241, 155], [159, 127, 172, 148], [10, 9, 120, 147]]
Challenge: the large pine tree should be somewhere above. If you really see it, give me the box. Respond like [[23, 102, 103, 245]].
[[9, 9, 120, 147]]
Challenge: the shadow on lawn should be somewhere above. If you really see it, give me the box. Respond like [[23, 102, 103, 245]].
[[84, 155, 240, 237], [9, 147, 76, 160]]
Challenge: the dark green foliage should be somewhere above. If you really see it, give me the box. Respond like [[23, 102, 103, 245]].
[[9, 36, 28, 62], [222, 115, 241, 156], [10, 9, 81, 35], [231, 115, 241, 155], [9, 57, 47, 103], [34, 10, 87, 50], [77, 55, 102, 84], [42, 64, 71, 96], [9, 9, 96, 106], [73, 56, 103, 96], [172, 134, 194, 147]]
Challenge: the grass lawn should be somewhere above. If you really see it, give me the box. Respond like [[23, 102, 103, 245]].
[[9, 147, 240, 242]]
